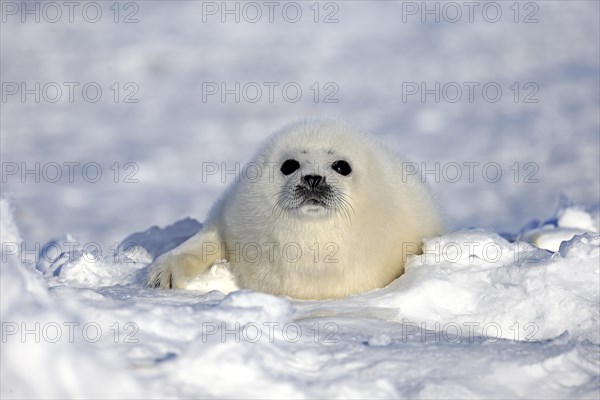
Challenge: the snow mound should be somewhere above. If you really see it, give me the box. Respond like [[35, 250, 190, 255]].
[[44, 245, 149, 288], [119, 217, 202, 259], [187, 259, 240, 294], [297, 228, 599, 344], [518, 197, 600, 251], [1, 197, 147, 399]]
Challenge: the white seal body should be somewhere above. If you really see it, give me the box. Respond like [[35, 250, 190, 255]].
[[148, 118, 443, 299]]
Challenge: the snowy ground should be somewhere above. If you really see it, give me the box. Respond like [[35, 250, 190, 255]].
[[1, 0, 599, 398], [2, 195, 600, 398]]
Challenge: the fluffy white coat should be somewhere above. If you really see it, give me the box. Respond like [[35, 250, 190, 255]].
[[148, 119, 443, 299]]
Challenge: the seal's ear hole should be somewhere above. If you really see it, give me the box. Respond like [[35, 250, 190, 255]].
[[281, 159, 300, 175], [332, 160, 352, 176]]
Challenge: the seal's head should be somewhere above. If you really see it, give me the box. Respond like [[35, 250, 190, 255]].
[[252, 118, 379, 222]]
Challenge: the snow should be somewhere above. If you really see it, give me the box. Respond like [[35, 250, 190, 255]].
[[1, 1, 599, 398], [518, 198, 600, 252], [0, 199, 147, 399], [2, 196, 599, 398]]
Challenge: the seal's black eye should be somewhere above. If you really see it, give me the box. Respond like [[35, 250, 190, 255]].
[[332, 160, 352, 176], [280, 159, 300, 175]]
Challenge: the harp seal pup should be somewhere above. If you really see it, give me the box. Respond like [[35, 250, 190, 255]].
[[147, 118, 443, 300]]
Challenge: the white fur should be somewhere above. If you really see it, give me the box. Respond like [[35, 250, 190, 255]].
[[147, 118, 443, 299]]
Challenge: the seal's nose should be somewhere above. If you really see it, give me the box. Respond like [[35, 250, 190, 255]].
[[303, 175, 323, 189]]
